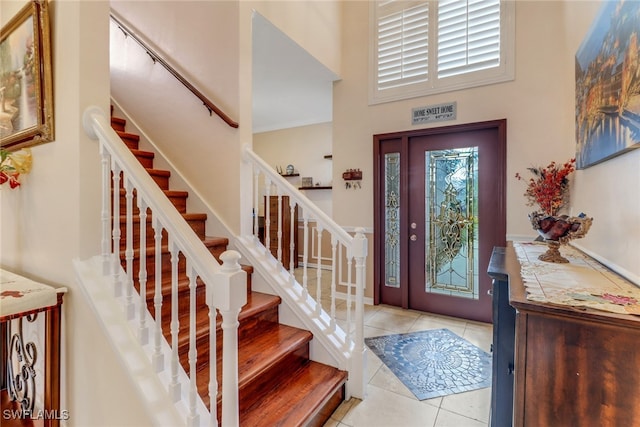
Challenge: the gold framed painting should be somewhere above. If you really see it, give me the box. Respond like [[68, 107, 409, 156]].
[[1, 0, 54, 149]]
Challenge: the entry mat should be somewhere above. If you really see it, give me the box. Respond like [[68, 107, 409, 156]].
[[365, 328, 492, 400]]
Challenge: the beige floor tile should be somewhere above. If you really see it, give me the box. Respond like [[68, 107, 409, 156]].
[[434, 408, 489, 427], [365, 308, 420, 333], [341, 385, 439, 427], [409, 315, 467, 336], [440, 388, 491, 423], [462, 326, 493, 353]]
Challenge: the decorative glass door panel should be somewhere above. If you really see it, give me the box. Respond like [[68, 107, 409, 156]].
[[425, 148, 479, 299], [384, 152, 401, 288]]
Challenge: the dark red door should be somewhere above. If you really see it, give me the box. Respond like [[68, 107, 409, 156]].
[[374, 120, 506, 322]]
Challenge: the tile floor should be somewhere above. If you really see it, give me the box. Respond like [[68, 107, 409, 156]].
[[323, 303, 493, 427]]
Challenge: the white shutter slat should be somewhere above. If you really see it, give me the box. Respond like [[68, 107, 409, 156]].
[[376, 2, 429, 90], [437, 0, 501, 79]]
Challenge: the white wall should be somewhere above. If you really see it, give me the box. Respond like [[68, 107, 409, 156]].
[[110, 0, 243, 233], [254, 122, 333, 215], [333, 1, 640, 284], [1, 1, 153, 425]]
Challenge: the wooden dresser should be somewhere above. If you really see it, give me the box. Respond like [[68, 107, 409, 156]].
[[488, 242, 640, 427], [264, 195, 298, 268]]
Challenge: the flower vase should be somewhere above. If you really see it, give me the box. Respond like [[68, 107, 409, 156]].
[[529, 212, 593, 264]]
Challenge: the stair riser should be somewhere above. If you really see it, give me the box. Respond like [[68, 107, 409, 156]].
[[111, 118, 126, 132], [113, 191, 189, 215], [180, 307, 280, 374], [135, 153, 154, 169], [117, 216, 206, 250], [238, 345, 311, 414]]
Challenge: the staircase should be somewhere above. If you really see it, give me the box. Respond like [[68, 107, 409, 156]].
[[110, 113, 348, 426]]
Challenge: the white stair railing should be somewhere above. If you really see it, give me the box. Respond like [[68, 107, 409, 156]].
[[83, 106, 246, 427], [240, 144, 368, 399]]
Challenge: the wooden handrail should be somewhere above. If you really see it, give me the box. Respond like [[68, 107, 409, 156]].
[[110, 12, 239, 128]]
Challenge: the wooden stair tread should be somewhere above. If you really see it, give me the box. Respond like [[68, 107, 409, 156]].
[[118, 212, 207, 221], [122, 236, 229, 259], [240, 361, 348, 427], [172, 291, 280, 346], [114, 188, 188, 198], [115, 130, 140, 141], [237, 323, 312, 385], [145, 168, 171, 177], [130, 148, 155, 159]]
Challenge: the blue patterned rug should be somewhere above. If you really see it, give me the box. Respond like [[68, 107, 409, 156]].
[[365, 328, 492, 400]]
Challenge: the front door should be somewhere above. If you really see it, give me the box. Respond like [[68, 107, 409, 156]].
[[374, 120, 506, 322]]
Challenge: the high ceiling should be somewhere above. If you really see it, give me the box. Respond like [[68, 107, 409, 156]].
[[251, 13, 339, 134]]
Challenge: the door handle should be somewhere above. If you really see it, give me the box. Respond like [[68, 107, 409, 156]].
[[410, 234, 417, 241]]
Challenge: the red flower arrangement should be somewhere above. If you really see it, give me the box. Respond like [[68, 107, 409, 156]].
[[0, 148, 33, 189], [515, 158, 576, 216]]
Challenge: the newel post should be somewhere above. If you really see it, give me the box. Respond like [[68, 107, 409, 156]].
[[208, 250, 247, 427], [351, 228, 368, 399]]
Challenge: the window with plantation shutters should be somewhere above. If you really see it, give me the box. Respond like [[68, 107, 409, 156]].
[[377, 3, 429, 90], [370, 0, 514, 104]]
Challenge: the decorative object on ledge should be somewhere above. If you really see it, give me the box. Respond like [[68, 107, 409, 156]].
[[342, 169, 362, 189], [299, 185, 332, 190], [529, 212, 593, 263], [0, 147, 32, 189], [301, 176, 313, 187], [515, 158, 590, 263], [0, 0, 54, 149]]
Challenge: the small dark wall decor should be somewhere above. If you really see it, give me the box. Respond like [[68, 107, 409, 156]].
[[0, 0, 54, 149], [575, 0, 640, 169]]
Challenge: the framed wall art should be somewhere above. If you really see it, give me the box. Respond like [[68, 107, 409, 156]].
[[0, 0, 54, 149], [575, 0, 640, 169]]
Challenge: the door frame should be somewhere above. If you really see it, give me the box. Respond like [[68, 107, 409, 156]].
[[373, 120, 507, 314]]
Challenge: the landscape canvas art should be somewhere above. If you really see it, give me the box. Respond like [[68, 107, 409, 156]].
[[575, 0, 640, 169]]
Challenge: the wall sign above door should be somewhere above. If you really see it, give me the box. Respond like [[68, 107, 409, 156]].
[[412, 102, 457, 125]]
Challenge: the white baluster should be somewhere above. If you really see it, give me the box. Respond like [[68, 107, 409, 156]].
[[301, 214, 309, 300], [169, 239, 181, 401], [351, 227, 368, 399], [264, 178, 271, 254], [345, 252, 353, 352], [208, 293, 219, 427], [112, 162, 122, 297], [330, 237, 337, 331], [186, 262, 199, 426], [152, 217, 164, 372], [209, 251, 247, 427], [277, 193, 283, 264], [100, 143, 111, 275], [289, 200, 296, 274], [138, 198, 149, 345], [125, 177, 135, 319], [253, 169, 260, 243], [315, 224, 323, 316]]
